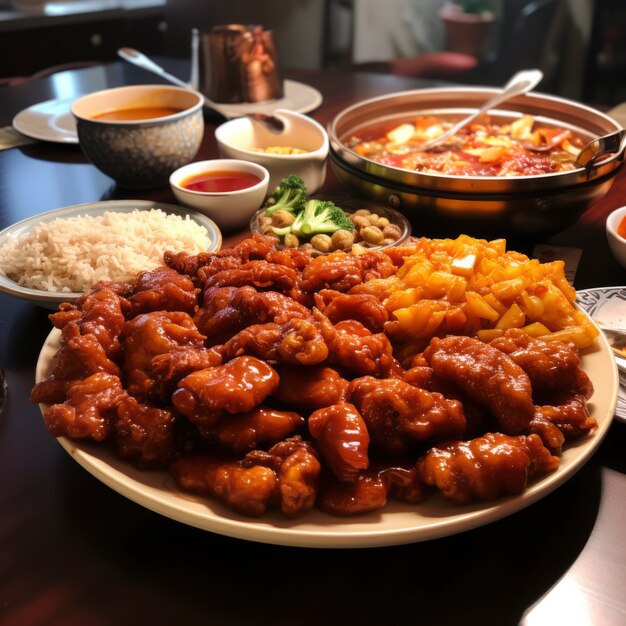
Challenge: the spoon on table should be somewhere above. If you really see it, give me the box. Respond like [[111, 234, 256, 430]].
[[117, 47, 285, 132], [419, 68, 544, 151]]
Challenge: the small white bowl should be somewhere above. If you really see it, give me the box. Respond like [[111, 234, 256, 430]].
[[170, 159, 270, 231], [214, 109, 329, 194], [606, 206, 626, 269]]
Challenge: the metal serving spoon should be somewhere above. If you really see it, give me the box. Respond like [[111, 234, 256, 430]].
[[419, 68, 544, 151], [117, 47, 285, 132]]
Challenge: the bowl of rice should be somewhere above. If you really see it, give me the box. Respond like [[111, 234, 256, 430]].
[[0, 200, 221, 309]]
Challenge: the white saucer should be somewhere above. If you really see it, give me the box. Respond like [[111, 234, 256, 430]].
[[577, 286, 626, 423], [12, 96, 78, 144], [213, 79, 323, 118]]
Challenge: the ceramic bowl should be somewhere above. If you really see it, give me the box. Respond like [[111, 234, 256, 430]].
[[606, 206, 626, 269], [250, 196, 411, 255], [214, 108, 329, 194], [170, 159, 270, 231], [71, 85, 204, 189]]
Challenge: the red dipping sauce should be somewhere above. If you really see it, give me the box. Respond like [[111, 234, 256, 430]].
[[181, 170, 261, 193], [617, 215, 626, 240]]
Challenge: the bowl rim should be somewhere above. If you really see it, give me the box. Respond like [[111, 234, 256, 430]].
[[606, 205, 626, 238], [170, 159, 270, 197], [71, 84, 204, 125], [214, 108, 329, 159]]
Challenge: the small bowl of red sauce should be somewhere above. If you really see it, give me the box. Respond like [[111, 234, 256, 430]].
[[606, 206, 626, 269], [170, 159, 270, 231]]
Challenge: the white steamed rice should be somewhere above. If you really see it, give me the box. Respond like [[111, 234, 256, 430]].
[[0, 208, 212, 293]]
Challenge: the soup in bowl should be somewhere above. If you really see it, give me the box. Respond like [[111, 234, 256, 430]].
[[71, 85, 204, 189]]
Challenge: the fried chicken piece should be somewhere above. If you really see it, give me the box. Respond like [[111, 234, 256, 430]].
[[417, 432, 560, 504], [43, 372, 125, 441], [202, 260, 299, 294], [122, 311, 207, 401], [308, 403, 370, 482], [171, 454, 278, 517], [490, 329, 593, 398], [30, 334, 122, 405], [127, 265, 198, 316], [150, 346, 222, 391], [220, 317, 329, 366], [534, 392, 597, 441], [423, 335, 535, 435], [272, 365, 349, 412], [244, 436, 321, 518], [318, 473, 389, 516], [299, 249, 396, 295], [314, 289, 389, 332], [381, 464, 426, 504], [114, 395, 178, 468], [172, 356, 279, 435], [315, 310, 402, 378], [51, 285, 129, 359], [194, 285, 310, 345], [204, 406, 305, 454], [349, 376, 466, 455]]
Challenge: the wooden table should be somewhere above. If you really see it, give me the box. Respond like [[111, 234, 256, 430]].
[[1, 60, 625, 626]]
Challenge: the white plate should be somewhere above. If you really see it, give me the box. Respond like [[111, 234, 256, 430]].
[[35, 324, 618, 548], [12, 96, 78, 144], [0, 200, 222, 309], [214, 80, 323, 118], [577, 286, 626, 423]]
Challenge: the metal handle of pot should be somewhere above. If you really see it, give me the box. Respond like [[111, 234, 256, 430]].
[[575, 129, 626, 179]]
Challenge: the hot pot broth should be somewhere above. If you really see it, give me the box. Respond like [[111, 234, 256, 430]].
[[343, 111, 591, 177]]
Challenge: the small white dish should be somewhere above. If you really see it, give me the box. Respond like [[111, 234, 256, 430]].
[[211, 79, 322, 118], [0, 200, 221, 309], [215, 108, 329, 193], [577, 286, 626, 423], [170, 159, 270, 232], [12, 96, 78, 144], [606, 205, 626, 269]]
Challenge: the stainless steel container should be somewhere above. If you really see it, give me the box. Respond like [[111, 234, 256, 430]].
[[328, 88, 625, 236]]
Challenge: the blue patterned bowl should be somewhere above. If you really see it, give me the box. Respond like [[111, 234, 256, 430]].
[[71, 85, 204, 189]]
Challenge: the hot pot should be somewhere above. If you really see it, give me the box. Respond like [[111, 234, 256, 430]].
[[328, 88, 625, 237]]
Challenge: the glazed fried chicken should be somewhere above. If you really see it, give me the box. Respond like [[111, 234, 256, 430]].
[[489, 328, 593, 398], [43, 372, 126, 441], [349, 376, 466, 455], [243, 437, 321, 518], [171, 454, 278, 517], [220, 317, 329, 366], [315, 311, 402, 378], [122, 311, 207, 401], [318, 472, 390, 516], [201, 260, 300, 295], [308, 403, 370, 482], [272, 365, 349, 412], [172, 356, 279, 436], [299, 249, 397, 295], [417, 432, 560, 504], [203, 407, 305, 454], [314, 289, 389, 333], [127, 265, 198, 316], [194, 285, 310, 345], [423, 335, 535, 435], [114, 395, 178, 468]]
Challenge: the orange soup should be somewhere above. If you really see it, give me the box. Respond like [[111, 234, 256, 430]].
[[181, 170, 261, 193], [92, 106, 184, 121]]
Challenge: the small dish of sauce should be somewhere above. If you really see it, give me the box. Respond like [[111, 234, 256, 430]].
[[92, 106, 184, 121], [180, 170, 262, 193]]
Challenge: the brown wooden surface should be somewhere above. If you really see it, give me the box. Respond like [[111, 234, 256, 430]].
[[0, 60, 625, 626]]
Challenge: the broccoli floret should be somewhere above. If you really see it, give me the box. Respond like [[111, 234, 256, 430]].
[[264, 174, 308, 216], [298, 199, 355, 236]]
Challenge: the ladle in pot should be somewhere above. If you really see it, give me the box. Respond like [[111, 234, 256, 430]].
[[419, 69, 544, 151], [117, 47, 285, 133]]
